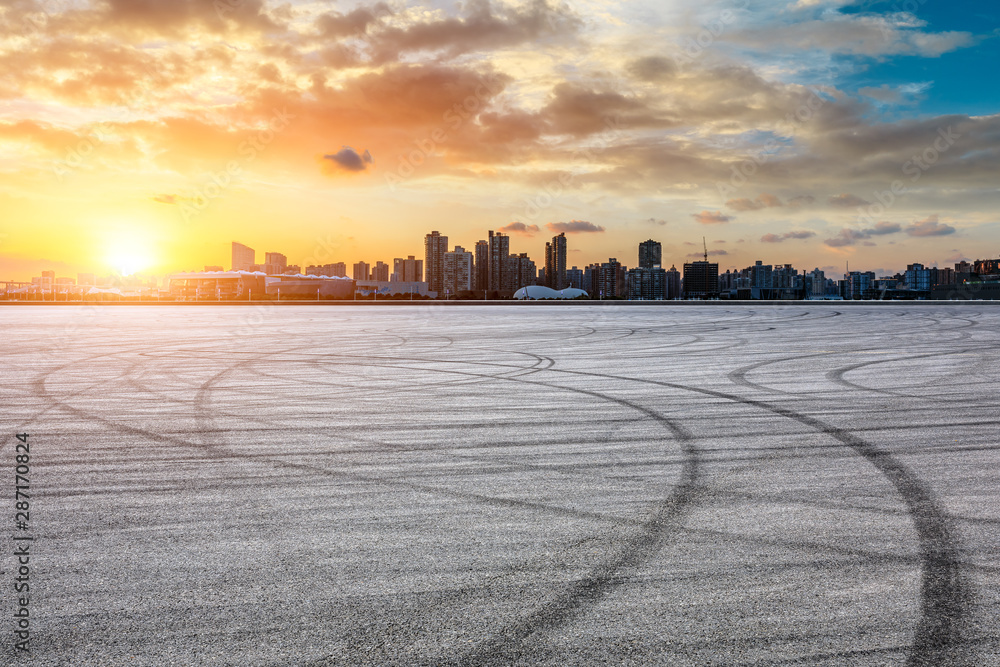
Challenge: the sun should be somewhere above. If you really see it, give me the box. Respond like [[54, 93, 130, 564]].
[[104, 232, 156, 277]]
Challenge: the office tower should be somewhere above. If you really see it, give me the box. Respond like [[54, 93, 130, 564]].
[[424, 231, 448, 294], [545, 232, 567, 289], [392, 256, 423, 282], [443, 246, 474, 296], [638, 239, 661, 269], [232, 242, 255, 271], [683, 261, 719, 299], [353, 261, 370, 281], [371, 261, 390, 282], [264, 252, 287, 275], [506, 252, 536, 291], [488, 230, 510, 292]]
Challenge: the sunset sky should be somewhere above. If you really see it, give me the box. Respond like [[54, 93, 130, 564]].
[[1, 0, 998, 281]]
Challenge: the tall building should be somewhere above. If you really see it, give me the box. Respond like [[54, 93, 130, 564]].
[[638, 240, 662, 269], [424, 231, 449, 294], [627, 267, 667, 299], [597, 258, 623, 298], [808, 268, 826, 297], [488, 230, 510, 292], [683, 261, 719, 299], [264, 252, 287, 275], [371, 261, 390, 282], [905, 263, 931, 291], [566, 266, 584, 290], [544, 232, 567, 289], [392, 256, 423, 282], [665, 265, 681, 299], [443, 246, 474, 296], [507, 253, 536, 291], [353, 261, 370, 281], [232, 242, 255, 272], [474, 240, 489, 292]]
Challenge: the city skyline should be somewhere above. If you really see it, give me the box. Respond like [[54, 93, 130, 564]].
[[1, 1, 998, 282]]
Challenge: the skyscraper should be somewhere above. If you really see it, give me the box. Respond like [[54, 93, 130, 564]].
[[489, 230, 510, 292], [474, 240, 489, 293], [545, 232, 567, 289], [232, 242, 255, 272], [638, 240, 661, 269], [665, 265, 681, 299], [424, 231, 448, 294]]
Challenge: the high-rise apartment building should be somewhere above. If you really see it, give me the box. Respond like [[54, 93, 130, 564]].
[[371, 261, 390, 282], [353, 261, 370, 281], [488, 230, 510, 292], [424, 231, 448, 294], [638, 240, 662, 269], [264, 252, 287, 275], [506, 253, 536, 291], [665, 265, 681, 299], [443, 246, 474, 296], [566, 266, 583, 290], [392, 256, 423, 282], [627, 267, 667, 299], [597, 258, 623, 298], [474, 240, 489, 292], [232, 242, 255, 271], [544, 232, 567, 289]]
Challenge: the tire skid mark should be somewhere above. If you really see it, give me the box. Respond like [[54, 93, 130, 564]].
[[549, 365, 974, 667]]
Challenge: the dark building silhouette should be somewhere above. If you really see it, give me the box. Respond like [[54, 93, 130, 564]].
[[638, 240, 661, 269], [424, 231, 448, 294], [683, 261, 719, 299], [545, 232, 567, 289]]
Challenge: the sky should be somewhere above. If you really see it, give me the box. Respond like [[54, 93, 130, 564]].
[[1, 0, 998, 281]]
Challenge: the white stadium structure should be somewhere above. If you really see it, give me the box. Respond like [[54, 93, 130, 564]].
[[513, 285, 589, 300]]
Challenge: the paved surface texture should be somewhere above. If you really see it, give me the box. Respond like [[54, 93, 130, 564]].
[[2, 304, 999, 666]]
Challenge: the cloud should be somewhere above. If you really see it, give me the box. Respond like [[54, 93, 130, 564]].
[[858, 82, 932, 105], [687, 249, 728, 257], [152, 194, 178, 204], [645, 218, 668, 226], [546, 220, 605, 233], [906, 215, 956, 237], [824, 221, 902, 247], [787, 195, 815, 207], [761, 230, 816, 243], [692, 211, 732, 225], [626, 56, 677, 82], [828, 193, 871, 208], [498, 221, 540, 236], [323, 146, 374, 173], [726, 193, 783, 211]]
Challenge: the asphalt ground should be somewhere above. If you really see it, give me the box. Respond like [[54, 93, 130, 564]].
[[1, 304, 999, 665]]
